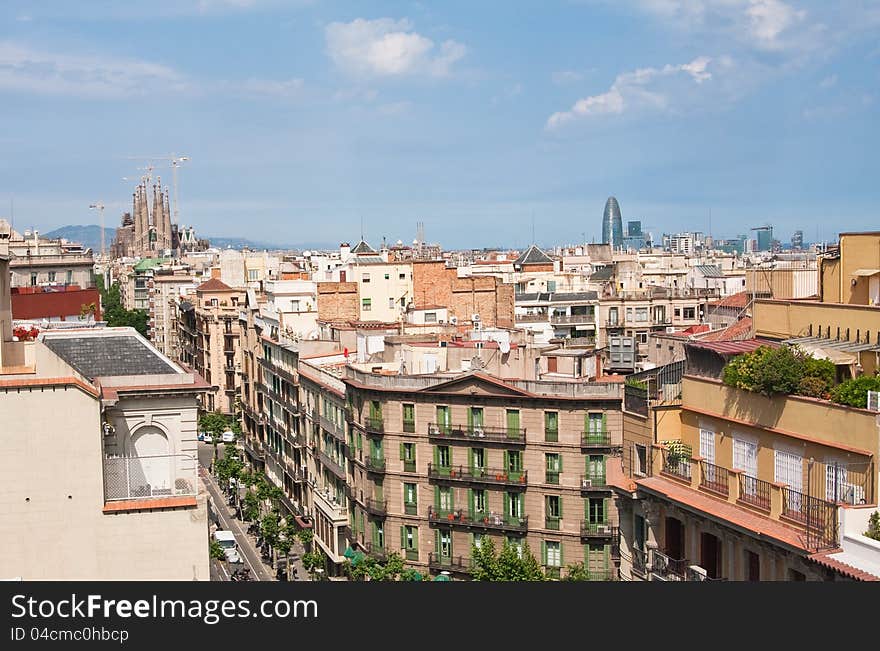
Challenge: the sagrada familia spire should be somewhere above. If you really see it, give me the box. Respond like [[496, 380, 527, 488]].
[[114, 177, 173, 258]]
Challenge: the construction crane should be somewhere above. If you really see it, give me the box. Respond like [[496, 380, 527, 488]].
[[125, 154, 190, 224]]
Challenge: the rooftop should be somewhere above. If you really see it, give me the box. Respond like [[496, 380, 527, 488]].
[[514, 244, 554, 266], [196, 277, 235, 293], [42, 330, 180, 380]]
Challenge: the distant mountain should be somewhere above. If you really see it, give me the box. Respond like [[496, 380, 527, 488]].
[[205, 236, 337, 252], [43, 225, 116, 252]]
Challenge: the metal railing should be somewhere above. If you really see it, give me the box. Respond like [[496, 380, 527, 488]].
[[427, 422, 526, 444], [427, 506, 528, 533], [651, 550, 689, 581], [516, 313, 549, 323], [316, 450, 347, 480], [365, 416, 384, 434], [581, 430, 612, 447], [364, 498, 388, 517], [580, 472, 607, 490], [782, 488, 839, 550], [699, 460, 729, 496], [550, 313, 595, 325], [364, 542, 387, 562], [632, 548, 647, 577], [103, 454, 197, 502], [737, 474, 771, 511], [365, 457, 386, 473], [580, 521, 614, 538], [661, 449, 692, 482], [427, 463, 528, 487], [428, 553, 473, 573]]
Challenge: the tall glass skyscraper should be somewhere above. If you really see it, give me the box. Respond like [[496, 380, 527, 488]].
[[602, 196, 623, 248]]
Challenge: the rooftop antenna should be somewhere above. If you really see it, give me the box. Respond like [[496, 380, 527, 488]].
[[360, 216, 364, 243], [531, 212, 535, 245]]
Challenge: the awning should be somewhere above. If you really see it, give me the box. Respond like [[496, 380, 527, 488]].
[[793, 342, 857, 365], [343, 546, 356, 559], [852, 269, 880, 277], [432, 574, 451, 581]]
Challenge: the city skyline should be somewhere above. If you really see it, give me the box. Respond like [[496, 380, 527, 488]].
[[1, 1, 878, 248]]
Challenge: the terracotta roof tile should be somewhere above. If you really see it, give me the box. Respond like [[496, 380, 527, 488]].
[[710, 291, 750, 309], [196, 277, 235, 292], [0, 375, 98, 397], [809, 551, 880, 581], [102, 496, 198, 513]]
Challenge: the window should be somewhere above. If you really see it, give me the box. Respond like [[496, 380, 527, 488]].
[[637, 332, 648, 344], [635, 308, 648, 322], [48, 271, 56, 282], [436, 486, 453, 512], [547, 356, 558, 373], [745, 550, 760, 581], [546, 453, 561, 484], [402, 403, 415, 433], [674, 308, 681, 318], [506, 450, 522, 479], [634, 444, 647, 476], [436, 405, 450, 433], [683, 307, 696, 320], [699, 429, 716, 477], [506, 492, 523, 521], [435, 445, 451, 470], [403, 483, 418, 515], [401, 443, 416, 473], [545, 540, 561, 568], [66, 270, 73, 284], [547, 280, 556, 292], [373, 523, 384, 550], [825, 462, 863, 504], [733, 437, 758, 482], [506, 409, 520, 436], [248, 269, 259, 281], [399, 273, 406, 280], [506, 537, 523, 558], [438, 530, 452, 558], [608, 307, 618, 325], [424, 312, 437, 323], [401, 525, 418, 560], [473, 533, 485, 550], [384, 273, 390, 280], [774, 449, 803, 500], [470, 488, 487, 516], [587, 497, 606, 524], [626, 308, 633, 323], [362, 273, 370, 283], [546, 495, 561, 529], [585, 412, 606, 443], [545, 411, 558, 442], [388, 298, 395, 309], [210, 298, 218, 307], [470, 448, 486, 474], [361, 298, 371, 311], [468, 407, 483, 432]]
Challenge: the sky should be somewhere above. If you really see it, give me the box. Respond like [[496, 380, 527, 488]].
[[1, 0, 879, 250]]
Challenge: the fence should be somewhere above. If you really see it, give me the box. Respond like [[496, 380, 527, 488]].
[[782, 487, 839, 550], [103, 454, 197, 502]]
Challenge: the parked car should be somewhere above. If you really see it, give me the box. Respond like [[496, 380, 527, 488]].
[[213, 530, 242, 564], [197, 431, 205, 441], [221, 430, 236, 444], [203, 432, 214, 444]]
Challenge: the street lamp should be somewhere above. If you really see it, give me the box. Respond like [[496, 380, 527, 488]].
[[89, 203, 105, 258]]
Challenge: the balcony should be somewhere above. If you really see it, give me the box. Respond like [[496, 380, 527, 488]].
[[428, 506, 528, 534], [428, 553, 473, 574], [283, 458, 306, 483], [581, 430, 614, 448], [364, 416, 384, 435], [312, 487, 348, 524], [318, 414, 347, 443], [427, 422, 526, 446], [737, 474, 771, 512], [427, 463, 528, 489], [404, 502, 418, 516], [580, 473, 608, 492], [241, 436, 266, 461], [364, 542, 387, 563], [403, 459, 417, 473], [551, 313, 595, 325], [660, 449, 692, 483], [650, 550, 689, 581], [364, 456, 386, 474], [699, 460, 730, 497], [364, 498, 388, 518], [102, 454, 197, 503], [516, 313, 549, 323], [316, 449, 347, 480], [580, 521, 614, 539]]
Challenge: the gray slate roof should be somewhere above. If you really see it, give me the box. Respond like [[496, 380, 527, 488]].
[[44, 335, 178, 380], [514, 244, 554, 266], [695, 264, 724, 278], [351, 240, 376, 254], [589, 266, 615, 281]]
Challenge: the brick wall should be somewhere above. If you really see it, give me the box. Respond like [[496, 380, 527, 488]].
[[317, 282, 359, 322], [412, 261, 514, 328]]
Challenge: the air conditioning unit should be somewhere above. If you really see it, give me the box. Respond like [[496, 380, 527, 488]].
[[428, 424, 440, 435], [582, 478, 592, 489], [471, 313, 481, 323], [596, 524, 611, 535], [473, 427, 485, 438], [867, 390, 880, 412], [449, 316, 458, 325], [687, 565, 708, 581], [665, 326, 676, 333]]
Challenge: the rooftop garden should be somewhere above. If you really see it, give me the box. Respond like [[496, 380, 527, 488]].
[[721, 345, 880, 408]]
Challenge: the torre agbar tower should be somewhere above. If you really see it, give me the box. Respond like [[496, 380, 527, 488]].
[[602, 196, 623, 248]]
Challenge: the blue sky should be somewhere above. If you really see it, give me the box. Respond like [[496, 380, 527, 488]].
[[1, 1, 878, 249]]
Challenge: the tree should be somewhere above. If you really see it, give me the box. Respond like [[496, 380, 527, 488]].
[[471, 538, 501, 581], [98, 279, 148, 336], [471, 539, 546, 581], [866, 511, 880, 542], [260, 512, 281, 567], [242, 491, 261, 522], [297, 527, 314, 552], [200, 412, 232, 435], [723, 345, 837, 398], [209, 539, 225, 561], [562, 562, 592, 581], [830, 375, 880, 408]]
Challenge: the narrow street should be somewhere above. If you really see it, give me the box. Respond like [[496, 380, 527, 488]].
[[198, 442, 309, 582]]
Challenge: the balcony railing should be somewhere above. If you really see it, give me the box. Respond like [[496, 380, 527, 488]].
[[364, 498, 388, 517], [427, 463, 528, 488], [551, 313, 595, 325], [737, 474, 771, 511], [580, 472, 608, 491], [427, 422, 526, 445], [364, 457, 386, 474], [516, 313, 549, 323], [581, 430, 612, 447], [316, 450, 347, 480], [699, 460, 729, 496], [403, 459, 417, 473], [241, 437, 265, 461], [650, 550, 689, 581], [365, 416, 384, 434], [318, 414, 347, 442], [782, 488, 839, 550], [404, 502, 418, 515], [632, 548, 647, 577], [428, 553, 473, 574], [427, 506, 528, 533], [103, 454, 197, 502], [580, 521, 614, 539], [364, 542, 387, 562], [661, 449, 692, 482]]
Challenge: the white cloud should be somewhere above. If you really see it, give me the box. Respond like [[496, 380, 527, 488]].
[[819, 73, 837, 89], [0, 41, 185, 98], [745, 0, 806, 49], [546, 56, 713, 129], [325, 18, 467, 79]]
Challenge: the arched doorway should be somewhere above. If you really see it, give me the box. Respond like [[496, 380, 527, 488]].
[[130, 426, 171, 496]]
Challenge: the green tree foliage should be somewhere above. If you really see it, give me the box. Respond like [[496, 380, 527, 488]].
[[301, 550, 325, 573], [865, 511, 880, 542], [260, 512, 281, 550], [98, 280, 149, 337], [471, 539, 546, 581], [562, 562, 592, 581], [399, 569, 423, 581], [722, 345, 836, 398], [213, 448, 243, 487], [209, 539, 225, 561], [200, 412, 234, 435], [296, 527, 314, 550], [830, 375, 880, 408], [242, 491, 261, 522]]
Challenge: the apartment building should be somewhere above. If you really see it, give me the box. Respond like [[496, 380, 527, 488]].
[[514, 291, 598, 345], [0, 229, 209, 579], [611, 233, 880, 581], [341, 368, 624, 580], [177, 277, 243, 414], [148, 268, 195, 359], [2, 220, 96, 291]]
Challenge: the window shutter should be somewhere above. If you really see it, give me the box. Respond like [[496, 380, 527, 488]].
[[433, 445, 439, 469], [559, 496, 563, 520], [601, 412, 607, 433], [400, 443, 405, 460], [413, 527, 418, 550], [468, 489, 474, 515], [584, 412, 589, 433], [541, 541, 547, 565], [434, 486, 440, 509], [558, 454, 563, 472], [504, 493, 510, 519], [435, 530, 440, 555], [468, 448, 474, 470], [400, 526, 406, 549], [560, 542, 564, 567]]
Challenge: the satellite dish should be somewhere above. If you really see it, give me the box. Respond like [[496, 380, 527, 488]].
[[303, 250, 311, 257]]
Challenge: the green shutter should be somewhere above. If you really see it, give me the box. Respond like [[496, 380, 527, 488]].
[[560, 542, 564, 567], [503, 493, 510, 519], [602, 498, 608, 523], [468, 448, 474, 471], [601, 412, 607, 434], [468, 489, 474, 516], [413, 527, 418, 550], [434, 486, 440, 509], [433, 445, 439, 469], [467, 407, 474, 430], [503, 450, 509, 472], [435, 530, 440, 555], [541, 541, 547, 565], [559, 496, 563, 520], [399, 443, 405, 460], [400, 526, 406, 549], [584, 412, 589, 433]]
